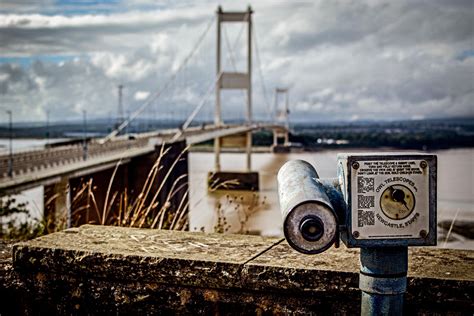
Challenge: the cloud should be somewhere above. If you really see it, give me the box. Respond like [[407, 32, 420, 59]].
[[134, 90, 150, 101], [0, 0, 472, 123]]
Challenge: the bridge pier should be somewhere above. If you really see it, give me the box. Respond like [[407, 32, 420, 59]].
[[272, 128, 291, 153], [272, 129, 289, 147], [214, 132, 252, 172], [209, 132, 258, 191], [246, 131, 252, 172], [44, 176, 71, 231], [214, 137, 221, 172]]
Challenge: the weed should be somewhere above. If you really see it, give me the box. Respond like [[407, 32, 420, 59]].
[[70, 144, 190, 230], [0, 197, 47, 240]]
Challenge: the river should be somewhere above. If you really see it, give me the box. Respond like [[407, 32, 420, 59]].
[[189, 148, 474, 250]]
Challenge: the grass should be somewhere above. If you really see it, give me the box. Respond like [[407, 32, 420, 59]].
[[208, 192, 267, 234], [70, 144, 191, 231], [0, 197, 45, 240]]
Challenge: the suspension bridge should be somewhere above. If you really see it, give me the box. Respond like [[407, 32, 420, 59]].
[[0, 7, 290, 228]]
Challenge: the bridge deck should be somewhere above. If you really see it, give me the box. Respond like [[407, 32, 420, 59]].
[[0, 123, 287, 194]]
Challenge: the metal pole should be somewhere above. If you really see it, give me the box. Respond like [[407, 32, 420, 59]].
[[273, 89, 278, 123], [82, 110, 88, 161], [126, 110, 130, 134], [7, 110, 13, 177], [46, 110, 50, 146], [126, 110, 131, 150], [359, 247, 408, 315], [117, 84, 123, 127], [108, 111, 112, 132], [247, 5, 252, 124]]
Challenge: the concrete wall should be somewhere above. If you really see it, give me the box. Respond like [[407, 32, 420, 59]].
[[1, 225, 473, 315]]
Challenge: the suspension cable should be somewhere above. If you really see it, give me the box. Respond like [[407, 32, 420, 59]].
[[170, 72, 223, 142], [101, 15, 216, 143], [252, 23, 273, 121], [223, 26, 238, 70]]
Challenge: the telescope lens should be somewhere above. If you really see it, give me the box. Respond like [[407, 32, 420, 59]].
[[300, 216, 324, 242]]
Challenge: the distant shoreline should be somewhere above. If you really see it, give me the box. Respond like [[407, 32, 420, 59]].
[[0, 117, 472, 151], [189, 145, 473, 153]]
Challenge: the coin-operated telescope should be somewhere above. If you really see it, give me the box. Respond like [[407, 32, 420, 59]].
[[277, 154, 437, 315]]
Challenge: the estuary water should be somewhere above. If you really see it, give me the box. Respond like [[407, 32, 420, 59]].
[[188, 148, 474, 250], [0, 138, 68, 154]]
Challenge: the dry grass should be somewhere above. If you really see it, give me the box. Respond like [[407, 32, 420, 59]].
[[209, 192, 267, 234], [70, 144, 190, 231]]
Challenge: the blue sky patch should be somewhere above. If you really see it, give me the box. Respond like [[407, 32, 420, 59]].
[[0, 55, 80, 68], [53, 0, 122, 15], [456, 49, 474, 61]]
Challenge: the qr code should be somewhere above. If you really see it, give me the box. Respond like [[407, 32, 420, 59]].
[[358, 177, 374, 193], [358, 195, 375, 209], [358, 209, 375, 227]]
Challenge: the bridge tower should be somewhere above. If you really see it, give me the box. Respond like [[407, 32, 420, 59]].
[[214, 5, 253, 172], [208, 6, 259, 191]]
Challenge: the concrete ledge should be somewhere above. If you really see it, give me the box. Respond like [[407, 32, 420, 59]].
[[3, 225, 474, 314]]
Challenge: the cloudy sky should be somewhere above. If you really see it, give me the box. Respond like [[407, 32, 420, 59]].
[[0, 0, 472, 124]]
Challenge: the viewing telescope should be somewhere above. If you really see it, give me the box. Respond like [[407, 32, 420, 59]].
[[277, 153, 437, 315]]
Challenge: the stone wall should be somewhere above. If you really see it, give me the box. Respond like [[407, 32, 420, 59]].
[[1, 225, 473, 315]]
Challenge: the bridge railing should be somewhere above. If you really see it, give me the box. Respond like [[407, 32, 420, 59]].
[[0, 138, 152, 179]]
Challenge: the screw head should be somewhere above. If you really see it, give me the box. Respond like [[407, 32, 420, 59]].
[[419, 230, 428, 238], [352, 162, 360, 170], [352, 231, 360, 238], [420, 161, 427, 169]]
